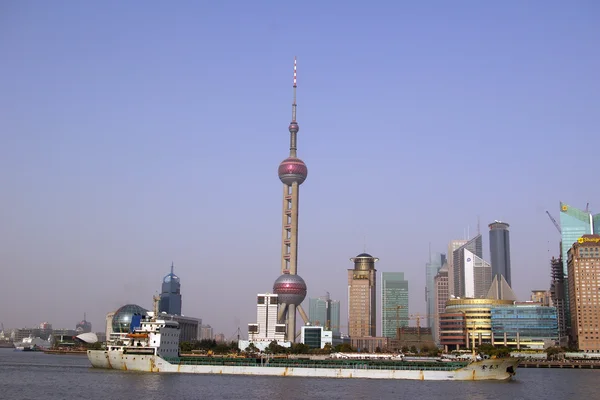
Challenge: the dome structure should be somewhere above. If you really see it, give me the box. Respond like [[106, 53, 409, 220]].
[[350, 252, 379, 271], [163, 272, 180, 284], [111, 304, 148, 333], [273, 273, 307, 306], [355, 253, 373, 258], [278, 157, 308, 185]]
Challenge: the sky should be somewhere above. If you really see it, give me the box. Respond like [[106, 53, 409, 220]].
[[1, 1, 599, 337]]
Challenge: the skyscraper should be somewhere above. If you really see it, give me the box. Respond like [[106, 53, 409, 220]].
[[559, 202, 600, 331], [347, 253, 378, 337], [488, 221, 512, 287], [567, 234, 600, 351], [560, 202, 600, 275], [463, 249, 492, 298], [308, 294, 341, 334], [451, 235, 483, 298], [159, 263, 182, 315], [447, 240, 468, 297], [425, 252, 446, 328], [381, 272, 409, 339], [433, 264, 449, 344], [272, 58, 309, 342], [247, 294, 286, 342], [550, 255, 568, 341]]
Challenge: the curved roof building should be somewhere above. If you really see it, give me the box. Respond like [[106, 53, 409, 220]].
[[76, 332, 99, 344]]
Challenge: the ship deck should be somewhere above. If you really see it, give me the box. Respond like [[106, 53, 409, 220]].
[[162, 357, 471, 371]]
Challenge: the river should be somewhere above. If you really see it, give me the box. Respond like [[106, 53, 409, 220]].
[[0, 348, 597, 399]]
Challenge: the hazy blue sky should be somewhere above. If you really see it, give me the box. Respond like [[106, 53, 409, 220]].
[[1, 1, 599, 337]]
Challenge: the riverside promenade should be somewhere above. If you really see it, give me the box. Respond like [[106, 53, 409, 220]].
[[519, 360, 600, 369]]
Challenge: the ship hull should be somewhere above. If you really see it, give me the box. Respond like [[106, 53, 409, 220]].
[[88, 350, 518, 381]]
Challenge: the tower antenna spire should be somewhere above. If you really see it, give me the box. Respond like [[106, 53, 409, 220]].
[[171, 262, 174, 275], [292, 56, 297, 122], [288, 57, 299, 157]]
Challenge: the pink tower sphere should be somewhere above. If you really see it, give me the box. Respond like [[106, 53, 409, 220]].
[[278, 157, 307, 185]]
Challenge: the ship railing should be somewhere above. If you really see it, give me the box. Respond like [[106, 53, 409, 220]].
[[163, 357, 463, 371]]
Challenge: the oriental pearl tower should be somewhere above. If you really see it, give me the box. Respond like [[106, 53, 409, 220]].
[[272, 58, 310, 342]]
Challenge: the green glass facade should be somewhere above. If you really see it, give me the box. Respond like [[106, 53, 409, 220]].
[[308, 297, 340, 334], [303, 327, 322, 349], [491, 304, 558, 344], [426, 253, 446, 329], [381, 272, 409, 338], [560, 202, 596, 274]]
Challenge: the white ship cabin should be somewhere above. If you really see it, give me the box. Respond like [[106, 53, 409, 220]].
[[109, 312, 180, 358]]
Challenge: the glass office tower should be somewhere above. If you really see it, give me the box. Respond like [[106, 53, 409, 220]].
[[159, 264, 182, 315], [381, 272, 409, 338], [488, 221, 512, 287], [425, 253, 446, 329], [308, 295, 340, 334]]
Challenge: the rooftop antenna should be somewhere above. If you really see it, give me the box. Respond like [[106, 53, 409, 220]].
[[171, 262, 174, 275], [428, 242, 432, 262], [477, 215, 481, 236]]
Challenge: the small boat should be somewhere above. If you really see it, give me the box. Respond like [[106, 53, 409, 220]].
[[14, 336, 50, 351]]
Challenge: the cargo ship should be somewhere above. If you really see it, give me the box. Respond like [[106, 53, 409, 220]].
[[88, 307, 518, 381]]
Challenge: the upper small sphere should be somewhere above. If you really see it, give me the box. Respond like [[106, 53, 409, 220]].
[[289, 122, 299, 133], [273, 273, 307, 306], [278, 157, 308, 185]]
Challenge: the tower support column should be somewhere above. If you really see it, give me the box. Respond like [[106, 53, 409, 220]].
[[287, 304, 296, 342]]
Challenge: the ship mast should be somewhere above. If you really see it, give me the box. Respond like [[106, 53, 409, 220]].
[[153, 294, 160, 317], [471, 321, 477, 361]]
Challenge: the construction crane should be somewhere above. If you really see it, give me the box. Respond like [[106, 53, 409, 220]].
[[546, 211, 561, 234], [408, 313, 427, 342]]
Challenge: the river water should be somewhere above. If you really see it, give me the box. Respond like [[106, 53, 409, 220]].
[[0, 348, 597, 400]]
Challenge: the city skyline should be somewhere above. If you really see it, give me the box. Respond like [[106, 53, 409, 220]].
[[1, 2, 599, 334]]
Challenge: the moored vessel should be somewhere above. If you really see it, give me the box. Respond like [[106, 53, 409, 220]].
[[88, 297, 518, 381], [14, 336, 50, 351]]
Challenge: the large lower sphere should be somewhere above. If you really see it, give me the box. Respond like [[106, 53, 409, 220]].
[[278, 157, 308, 185], [273, 274, 307, 305]]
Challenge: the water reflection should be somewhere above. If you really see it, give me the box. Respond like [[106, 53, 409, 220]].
[[1, 350, 599, 400]]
